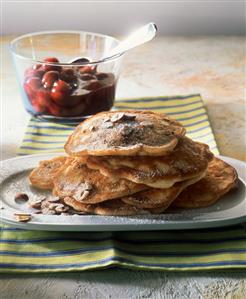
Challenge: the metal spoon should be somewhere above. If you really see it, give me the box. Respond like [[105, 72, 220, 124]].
[[70, 22, 157, 64]]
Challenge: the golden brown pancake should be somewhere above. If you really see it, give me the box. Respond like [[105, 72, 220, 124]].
[[63, 197, 149, 216], [63, 197, 94, 214], [121, 173, 205, 209], [86, 137, 213, 188], [29, 156, 67, 190], [171, 157, 238, 208], [64, 110, 186, 156], [53, 157, 147, 204], [93, 199, 149, 216]]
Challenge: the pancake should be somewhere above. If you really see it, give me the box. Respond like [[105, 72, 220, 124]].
[[29, 156, 67, 190], [86, 137, 213, 188], [65, 110, 186, 156], [93, 199, 149, 216], [63, 197, 149, 216], [53, 157, 147, 204], [121, 172, 205, 209], [171, 157, 238, 208], [63, 197, 94, 214]]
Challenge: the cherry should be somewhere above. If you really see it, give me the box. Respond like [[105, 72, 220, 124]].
[[60, 68, 76, 83], [47, 101, 62, 116], [33, 63, 42, 70], [42, 71, 59, 89], [79, 65, 96, 74], [24, 82, 35, 99], [50, 90, 64, 104], [43, 57, 61, 72], [52, 79, 71, 94], [55, 100, 86, 117], [84, 80, 102, 91], [44, 57, 59, 63], [26, 77, 42, 90], [96, 72, 108, 80], [36, 89, 52, 106], [80, 73, 95, 81], [51, 79, 71, 104], [32, 100, 46, 114], [24, 69, 44, 80]]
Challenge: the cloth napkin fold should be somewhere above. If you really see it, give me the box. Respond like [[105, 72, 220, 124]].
[[1, 94, 245, 273]]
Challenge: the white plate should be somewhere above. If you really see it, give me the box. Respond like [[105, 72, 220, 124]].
[[0, 154, 245, 231]]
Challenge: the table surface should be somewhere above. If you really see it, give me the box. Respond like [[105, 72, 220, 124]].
[[1, 35, 246, 298]]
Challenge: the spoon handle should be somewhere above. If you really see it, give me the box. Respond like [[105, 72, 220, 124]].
[[106, 22, 157, 58]]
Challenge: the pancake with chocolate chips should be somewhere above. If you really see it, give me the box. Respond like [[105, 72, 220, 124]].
[[65, 110, 186, 156]]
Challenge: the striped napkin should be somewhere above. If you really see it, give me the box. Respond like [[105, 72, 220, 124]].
[[1, 94, 245, 273], [18, 94, 219, 155]]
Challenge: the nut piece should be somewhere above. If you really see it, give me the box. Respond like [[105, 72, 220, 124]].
[[14, 193, 29, 203], [14, 212, 32, 216], [47, 197, 60, 203], [61, 212, 70, 216], [14, 212, 32, 222], [103, 117, 111, 123], [140, 121, 154, 127], [111, 113, 136, 123], [28, 200, 42, 209], [42, 208, 56, 215], [48, 203, 61, 210], [84, 182, 92, 191], [103, 122, 113, 129], [73, 182, 92, 202], [71, 210, 87, 215], [111, 112, 125, 123], [55, 204, 69, 213], [80, 190, 90, 201], [89, 126, 96, 132]]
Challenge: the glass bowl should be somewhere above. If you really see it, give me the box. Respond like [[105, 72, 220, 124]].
[[10, 30, 124, 120]]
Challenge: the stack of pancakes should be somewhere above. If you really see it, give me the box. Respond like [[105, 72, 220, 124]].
[[29, 110, 238, 215]]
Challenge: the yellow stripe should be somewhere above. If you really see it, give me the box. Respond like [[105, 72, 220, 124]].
[[115, 101, 203, 113], [169, 108, 206, 119], [115, 96, 201, 107], [24, 134, 68, 141], [17, 148, 64, 155], [1, 240, 245, 254], [1, 250, 245, 266], [115, 250, 246, 264], [1, 250, 115, 265], [21, 142, 64, 149]]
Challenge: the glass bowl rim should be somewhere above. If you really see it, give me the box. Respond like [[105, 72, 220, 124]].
[[10, 30, 124, 66]]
